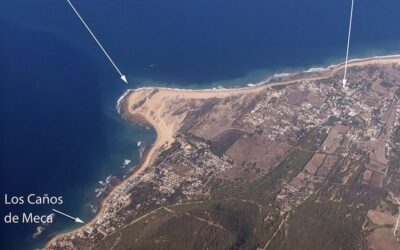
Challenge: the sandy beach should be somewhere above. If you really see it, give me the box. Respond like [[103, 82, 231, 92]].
[[44, 54, 400, 249]]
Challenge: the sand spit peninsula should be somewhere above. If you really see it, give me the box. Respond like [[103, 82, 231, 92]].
[[46, 55, 400, 249]]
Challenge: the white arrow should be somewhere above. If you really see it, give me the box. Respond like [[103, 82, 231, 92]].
[[66, 0, 128, 84], [52, 209, 84, 224], [343, 0, 355, 89]]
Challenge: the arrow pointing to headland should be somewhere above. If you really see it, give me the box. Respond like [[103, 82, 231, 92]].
[[66, 0, 128, 84], [52, 209, 84, 224], [343, 0, 355, 89]]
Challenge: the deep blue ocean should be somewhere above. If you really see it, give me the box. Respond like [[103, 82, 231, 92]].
[[1, 0, 400, 249]]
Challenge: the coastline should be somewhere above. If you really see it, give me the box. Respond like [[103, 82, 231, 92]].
[[115, 54, 400, 100], [44, 54, 400, 249]]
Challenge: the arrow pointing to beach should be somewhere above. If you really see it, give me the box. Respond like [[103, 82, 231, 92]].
[[66, 0, 128, 84], [343, 0, 355, 89], [52, 209, 84, 224]]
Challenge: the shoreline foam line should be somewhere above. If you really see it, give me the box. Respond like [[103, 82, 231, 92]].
[[117, 54, 400, 97]]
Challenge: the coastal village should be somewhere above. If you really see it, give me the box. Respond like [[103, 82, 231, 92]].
[[48, 58, 400, 250]]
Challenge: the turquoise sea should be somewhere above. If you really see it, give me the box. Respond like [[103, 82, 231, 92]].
[[1, 0, 400, 249]]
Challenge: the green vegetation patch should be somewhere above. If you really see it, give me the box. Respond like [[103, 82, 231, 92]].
[[95, 207, 236, 250], [278, 200, 363, 250], [172, 199, 260, 249], [96, 199, 263, 250]]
